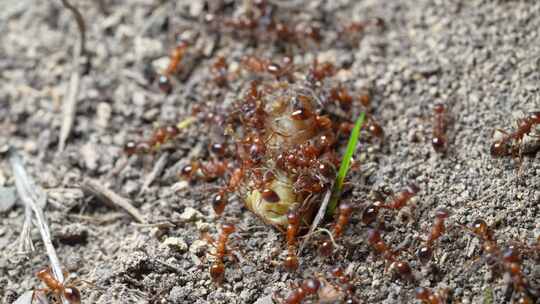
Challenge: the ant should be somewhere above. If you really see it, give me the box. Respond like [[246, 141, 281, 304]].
[[281, 278, 320, 304], [242, 55, 294, 80], [206, 223, 236, 283], [466, 219, 538, 303], [415, 286, 448, 304], [124, 125, 180, 156], [307, 59, 335, 84], [491, 111, 540, 159], [417, 208, 450, 264], [284, 208, 300, 271], [329, 85, 354, 112], [211, 56, 229, 87], [179, 160, 229, 183], [158, 41, 189, 94], [361, 199, 383, 225], [35, 267, 81, 304], [329, 266, 359, 302], [367, 228, 413, 280], [320, 202, 353, 256], [365, 115, 385, 140], [211, 167, 246, 216], [380, 184, 420, 210], [432, 103, 448, 153]]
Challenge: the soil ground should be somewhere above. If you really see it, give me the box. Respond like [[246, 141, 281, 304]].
[[1, 0, 539, 303]]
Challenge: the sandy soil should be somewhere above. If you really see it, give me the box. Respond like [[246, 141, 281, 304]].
[[1, 0, 539, 303]]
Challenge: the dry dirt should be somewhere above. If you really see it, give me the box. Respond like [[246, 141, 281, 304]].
[[1, 0, 539, 303]]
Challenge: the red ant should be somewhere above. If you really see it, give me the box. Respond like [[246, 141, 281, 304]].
[[307, 59, 335, 84], [329, 266, 359, 302], [281, 278, 320, 304], [415, 286, 448, 304], [211, 167, 245, 216], [158, 41, 189, 94], [206, 223, 236, 283], [432, 103, 448, 153], [124, 125, 180, 156], [329, 85, 354, 112], [179, 160, 228, 182], [367, 228, 413, 280], [211, 56, 229, 87], [242, 55, 294, 79], [365, 115, 385, 140], [361, 203, 379, 225], [417, 208, 450, 263], [491, 111, 540, 158], [284, 208, 300, 271], [320, 202, 353, 256], [35, 267, 81, 304], [466, 219, 538, 303], [380, 184, 419, 210]]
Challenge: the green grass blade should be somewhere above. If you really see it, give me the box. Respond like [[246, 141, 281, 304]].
[[326, 112, 366, 216]]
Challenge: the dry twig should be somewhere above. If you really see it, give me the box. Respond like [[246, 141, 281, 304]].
[[82, 179, 147, 223], [139, 152, 169, 195], [9, 149, 69, 304], [57, 0, 87, 152], [299, 188, 332, 253]]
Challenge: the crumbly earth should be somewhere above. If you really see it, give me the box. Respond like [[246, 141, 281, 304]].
[[1, 0, 539, 303]]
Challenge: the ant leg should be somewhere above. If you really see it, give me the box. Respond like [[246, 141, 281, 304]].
[[32, 289, 50, 304], [201, 232, 216, 247]]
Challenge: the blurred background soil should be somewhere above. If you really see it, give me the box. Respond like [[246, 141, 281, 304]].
[[0, 0, 539, 303]]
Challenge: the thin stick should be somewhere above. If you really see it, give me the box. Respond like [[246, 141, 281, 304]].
[[18, 202, 35, 253], [139, 152, 169, 195], [57, 0, 87, 152], [83, 179, 147, 223], [299, 189, 332, 253], [9, 149, 69, 304]]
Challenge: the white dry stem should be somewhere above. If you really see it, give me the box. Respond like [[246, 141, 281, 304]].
[[139, 152, 169, 195], [299, 188, 332, 253], [9, 149, 69, 304], [58, 0, 86, 152], [18, 202, 35, 253]]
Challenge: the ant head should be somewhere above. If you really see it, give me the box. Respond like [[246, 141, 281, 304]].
[[338, 202, 353, 214], [221, 223, 236, 234], [63, 286, 81, 304], [490, 141, 510, 157]]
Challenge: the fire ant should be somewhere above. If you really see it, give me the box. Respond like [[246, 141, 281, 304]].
[[491, 111, 540, 159], [417, 208, 450, 264], [415, 286, 449, 304], [466, 219, 538, 303], [380, 184, 420, 210], [365, 115, 385, 140], [242, 55, 294, 80], [329, 85, 354, 112], [205, 223, 236, 283], [361, 202, 381, 225], [329, 266, 358, 301], [158, 41, 189, 94], [179, 158, 229, 183], [281, 278, 320, 304], [124, 125, 181, 156], [211, 56, 229, 87], [284, 208, 300, 271], [432, 103, 448, 153], [34, 267, 81, 304], [367, 228, 413, 280], [320, 202, 353, 256], [307, 59, 335, 84], [211, 168, 245, 216]]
